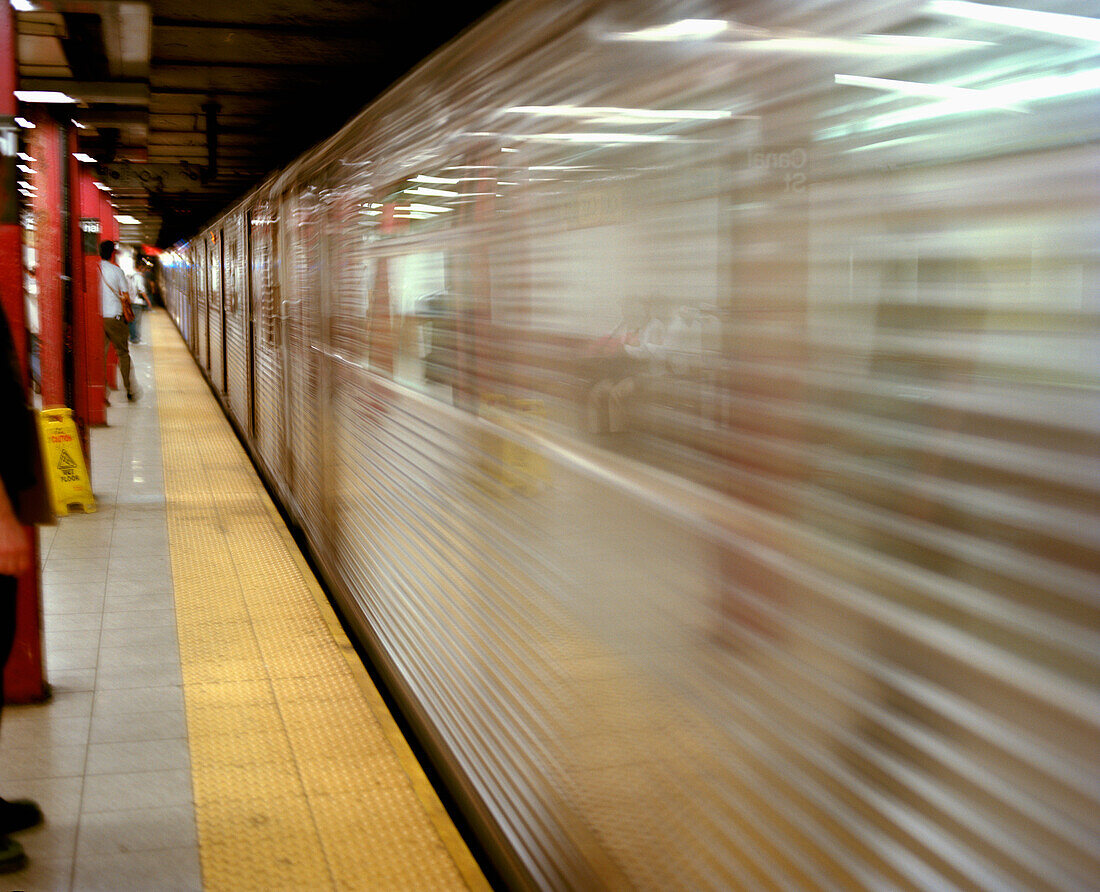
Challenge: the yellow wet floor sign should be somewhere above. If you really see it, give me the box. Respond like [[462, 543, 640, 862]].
[[38, 407, 96, 516]]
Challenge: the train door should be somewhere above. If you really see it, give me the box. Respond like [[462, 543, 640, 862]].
[[278, 186, 329, 548], [244, 210, 257, 439], [197, 239, 209, 371], [223, 216, 250, 431], [248, 199, 285, 487], [219, 227, 228, 395], [207, 231, 224, 390]]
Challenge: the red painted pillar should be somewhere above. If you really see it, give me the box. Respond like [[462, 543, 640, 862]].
[[27, 110, 65, 409], [0, 1, 47, 704], [64, 140, 92, 465], [100, 190, 118, 392], [79, 171, 106, 424], [68, 164, 100, 440]]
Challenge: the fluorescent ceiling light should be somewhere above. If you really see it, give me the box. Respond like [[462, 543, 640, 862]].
[[10, 1, 37, 11], [16, 164, 32, 174], [15, 90, 77, 103], [505, 106, 738, 123], [14, 118, 34, 128], [94, 182, 110, 191], [72, 153, 97, 163], [611, 19, 727, 42], [71, 119, 86, 129], [406, 186, 459, 198], [407, 203, 453, 213], [516, 132, 676, 144], [836, 66, 1100, 132], [500, 147, 518, 152], [17, 153, 34, 161], [17, 181, 35, 190], [411, 174, 460, 184], [834, 74, 1026, 111], [728, 35, 989, 55], [115, 215, 141, 224], [927, 0, 1100, 42]]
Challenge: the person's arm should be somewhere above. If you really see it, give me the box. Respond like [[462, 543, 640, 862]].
[[0, 482, 30, 577]]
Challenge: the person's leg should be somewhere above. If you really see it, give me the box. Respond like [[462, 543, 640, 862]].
[[0, 575, 39, 872], [128, 306, 141, 343], [104, 318, 133, 396]]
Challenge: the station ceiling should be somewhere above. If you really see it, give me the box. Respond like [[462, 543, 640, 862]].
[[13, 0, 501, 246]]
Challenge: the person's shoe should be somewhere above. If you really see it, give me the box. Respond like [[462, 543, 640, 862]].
[[0, 835, 26, 873], [0, 798, 43, 834]]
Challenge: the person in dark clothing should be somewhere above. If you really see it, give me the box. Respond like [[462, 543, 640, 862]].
[[0, 306, 46, 873]]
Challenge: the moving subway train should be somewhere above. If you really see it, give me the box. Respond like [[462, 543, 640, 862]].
[[161, 0, 1099, 888]]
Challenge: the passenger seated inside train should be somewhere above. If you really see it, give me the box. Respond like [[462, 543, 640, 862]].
[[584, 298, 666, 436]]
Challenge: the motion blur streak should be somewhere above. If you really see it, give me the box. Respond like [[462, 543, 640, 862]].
[[163, 1, 1100, 889]]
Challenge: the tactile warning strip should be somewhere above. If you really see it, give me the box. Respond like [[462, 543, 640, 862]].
[[149, 313, 488, 891]]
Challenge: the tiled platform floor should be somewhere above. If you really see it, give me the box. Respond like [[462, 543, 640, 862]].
[[0, 310, 487, 891]]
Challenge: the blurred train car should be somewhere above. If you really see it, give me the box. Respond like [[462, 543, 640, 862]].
[[161, 0, 1100, 888]]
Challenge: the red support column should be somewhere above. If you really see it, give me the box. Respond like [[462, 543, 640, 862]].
[[64, 139, 92, 465], [0, 1, 47, 704], [100, 190, 118, 393], [28, 110, 65, 409], [79, 171, 106, 425]]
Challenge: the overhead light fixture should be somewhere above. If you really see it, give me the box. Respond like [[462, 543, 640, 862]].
[[406, 203, 453, 214], [834, 74, 1026, 111], [406, 186, 459, 197], [17, 152, 34, 162], [505, 105, 737, 122], [17, 181, 35, 191], [411, 174, 460, 185], [16, 164, 32, 174], [71, 119, 86, 129], [72, 152, 97, 163], [927, 0, 1100, 42], [14, 90, 77, 104], [94, 181, 111, 192], [610, 19, 728, 42], [516, 132, 676, 144], [10, 0, 37, 11], [828, 66, 1100, 134], [115, 215, 141, 225], [14, 118, 34, 129]]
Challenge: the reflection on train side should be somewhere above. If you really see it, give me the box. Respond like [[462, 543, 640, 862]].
[[163, 0, 1100, 889]]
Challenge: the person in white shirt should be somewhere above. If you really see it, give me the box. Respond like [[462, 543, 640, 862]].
[[99, 240, 137, 401], [127, 255, 150, 345]]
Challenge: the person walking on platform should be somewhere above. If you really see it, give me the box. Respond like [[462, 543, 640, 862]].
[[127, 252, 149, 345], [99, 240, 138, 402], [0, 305, 47, 872]]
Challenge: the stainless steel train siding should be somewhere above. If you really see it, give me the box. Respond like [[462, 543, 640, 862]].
[[161, 1, 1100, 888]]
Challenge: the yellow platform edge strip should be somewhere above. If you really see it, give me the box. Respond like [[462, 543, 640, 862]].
[[255, 478, 492, 892], [150, 312, 490, 891]]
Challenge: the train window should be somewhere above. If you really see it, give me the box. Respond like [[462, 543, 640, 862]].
[[390, 251, 448, 388], [249, 204, 278, 347], [224, 221, 239, 314]]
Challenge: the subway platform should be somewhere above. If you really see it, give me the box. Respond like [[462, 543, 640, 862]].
[[1, 310, 489, 891]]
